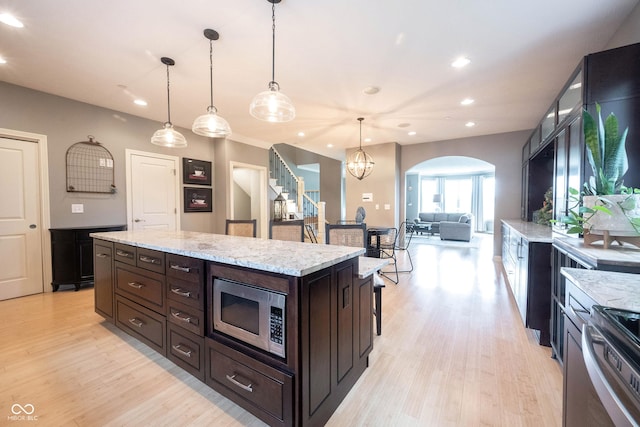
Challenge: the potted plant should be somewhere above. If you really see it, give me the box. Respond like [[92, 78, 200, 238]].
[[561, 103, 640, 238]]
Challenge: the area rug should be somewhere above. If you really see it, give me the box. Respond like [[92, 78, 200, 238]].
[[411, 234, 483, 249]]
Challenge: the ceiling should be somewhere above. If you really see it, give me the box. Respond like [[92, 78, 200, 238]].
[[0, 0, 638, 160]]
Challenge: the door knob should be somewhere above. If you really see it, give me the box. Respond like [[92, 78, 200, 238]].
[[29, 224, 37, 229], [134, 218, 145, 223]]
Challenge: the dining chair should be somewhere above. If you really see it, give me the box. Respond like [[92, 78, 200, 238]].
[[396, 221, 415, 273], [377, 227, 399, 284], [270, 219, 305, 242], [325, 223, 367, 248], [225, 219, 257, 237]]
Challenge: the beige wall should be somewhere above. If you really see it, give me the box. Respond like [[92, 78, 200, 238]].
[[606, 2, 640, 48], [345, 142, 400, 227]]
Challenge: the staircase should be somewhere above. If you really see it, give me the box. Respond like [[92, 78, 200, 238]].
[[269, 147, 326, 243]]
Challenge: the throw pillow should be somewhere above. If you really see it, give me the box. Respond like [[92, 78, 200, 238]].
[[459, 215, 470, 224]]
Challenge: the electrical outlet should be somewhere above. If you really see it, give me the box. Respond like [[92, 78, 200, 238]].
[[384, 204, 390, 210], [375, 204, 380, 210], [71, 204, 84, 213]]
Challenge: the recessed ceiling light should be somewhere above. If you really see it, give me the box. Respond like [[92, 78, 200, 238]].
[[327, 143, 333, 148], [408, 131, 417, 136], [465, 121, 476, 127], [397, 122, 411, 128], [297, 131, 305, 137], [364, 137, 372, 143], [134, 99, 147, 106], [460, 98, 474, 106], [0, 56, 6, 64], [363, 86, 380, 95], [0, 13, 23, 28], [451, 56, 471, 68]]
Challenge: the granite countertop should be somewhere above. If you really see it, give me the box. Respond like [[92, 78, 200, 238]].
[[358, 256, 389, 279], [554, 236, 640, 270], [91, 230, 364, 277], [501, 219, 554, 243], [561, 267, 640, 312]]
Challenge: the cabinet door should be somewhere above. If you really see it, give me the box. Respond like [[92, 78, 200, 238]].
[[517, 239, 528, 325], [553, 130, 568, 229], [94, 241, 114, 322]]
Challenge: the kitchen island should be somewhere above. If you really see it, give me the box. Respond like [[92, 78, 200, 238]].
[[91, 230, 371, 427]]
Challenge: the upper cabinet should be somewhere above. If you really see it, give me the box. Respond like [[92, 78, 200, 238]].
[[522, 42, 640, 226]]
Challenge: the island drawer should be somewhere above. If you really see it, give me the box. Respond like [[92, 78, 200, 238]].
[[166, 254, 203, 284], [137, 247, 165, 274], [205, 338, 293, 426], [167, 276, 203, 309], [114, 243, 136, 266], [115, 295, 166, 356], [168, 323, 205, 381], [115, 263, 165, 313], [167, 299, 204, 336]]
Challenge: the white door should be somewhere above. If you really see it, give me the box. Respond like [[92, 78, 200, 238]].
[[127, 150, 179, 231], [0, 137, 44, 300]]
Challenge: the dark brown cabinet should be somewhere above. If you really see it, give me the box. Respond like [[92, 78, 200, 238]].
[[501, 222, 551, 346], [522, 42, 640, 225], [50, 225, 125, 291], [95, 238, 371, 427]]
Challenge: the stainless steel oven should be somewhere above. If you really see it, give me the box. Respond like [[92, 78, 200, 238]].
[[212, 278, 286, 358], [583, 306, 640, 426]]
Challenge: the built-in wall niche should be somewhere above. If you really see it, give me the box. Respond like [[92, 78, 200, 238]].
[[526, 142, 554, 222]]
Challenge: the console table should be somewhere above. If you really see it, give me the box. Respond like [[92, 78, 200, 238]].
[[50, 225, 125, 291]]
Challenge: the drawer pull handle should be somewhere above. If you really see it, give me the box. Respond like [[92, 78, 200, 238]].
[[127, 282, 144, 289], [139, 255, 160, 265], [170, 264, 192, 273], [171, 311, 192, 324], [170, 287, 192, 298], [128, 318, 143, 328], [116, 250, 133, 258], [226, 374, 253, 393], [96, 253, 110, 258], [172, 344, 192, 358]]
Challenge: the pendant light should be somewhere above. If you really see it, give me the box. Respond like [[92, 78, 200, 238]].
[[192, 29, 231, 138], [151, 57, 187, 148], [346, 118, 375, 180], [249, 0, 295, 123]]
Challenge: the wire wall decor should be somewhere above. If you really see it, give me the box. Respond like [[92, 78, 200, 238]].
[[66, 135, 116, 193]]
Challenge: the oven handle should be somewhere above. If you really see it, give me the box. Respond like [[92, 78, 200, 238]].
[[582, 324, 637, 427]]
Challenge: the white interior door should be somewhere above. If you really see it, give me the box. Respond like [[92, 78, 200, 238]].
[[0, 137, 44, 300], [127, 150, 179, 231], [230, 162, 267, 239]]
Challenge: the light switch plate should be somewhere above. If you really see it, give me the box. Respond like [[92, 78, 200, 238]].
[[71, 204, 84, 213]]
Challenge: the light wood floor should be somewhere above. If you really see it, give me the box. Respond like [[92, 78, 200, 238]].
[[0, 234, 562, 426]]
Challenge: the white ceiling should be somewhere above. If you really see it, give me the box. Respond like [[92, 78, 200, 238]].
[[0, 0, 638, 160]]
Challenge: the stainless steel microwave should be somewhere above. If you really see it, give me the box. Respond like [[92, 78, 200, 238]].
[[212, 278, 286, 358]]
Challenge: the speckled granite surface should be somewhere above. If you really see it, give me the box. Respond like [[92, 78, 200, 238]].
[[91, 230, 364, 277], [554, 236, 640, 270], [358, 256, 389, 278], [501, 219, 554, 243], [561, 267, 640, 312]]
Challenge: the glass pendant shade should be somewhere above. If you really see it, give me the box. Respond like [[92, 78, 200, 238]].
[[192, 106, 232, 137], [151, 57, 187, 148], [192, 29, 231, 138], [346, 117, 374, 180], [250, 81, 295, 123], [250, 0, 295, 123], [151, 122, 188, 148]]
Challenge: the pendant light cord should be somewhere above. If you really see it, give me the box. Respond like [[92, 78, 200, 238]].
[[209, 39, 214, 108], [165, 63, 172, 124], [358, 117, 364, 149], [271, 1, 276, 84]]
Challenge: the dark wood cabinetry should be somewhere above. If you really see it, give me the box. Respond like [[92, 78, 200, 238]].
[[95, 237, 371, 427], [501, 222, 551, 346], [522, 42, 640, 224], [50, 225, 125, 291]]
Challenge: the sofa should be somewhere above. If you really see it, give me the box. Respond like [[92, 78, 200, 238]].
[[414, 212, 474, 241]]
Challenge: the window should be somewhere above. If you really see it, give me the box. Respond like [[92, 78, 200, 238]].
[[444, 178, 471, 213], [420, 178, 438, 212]]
